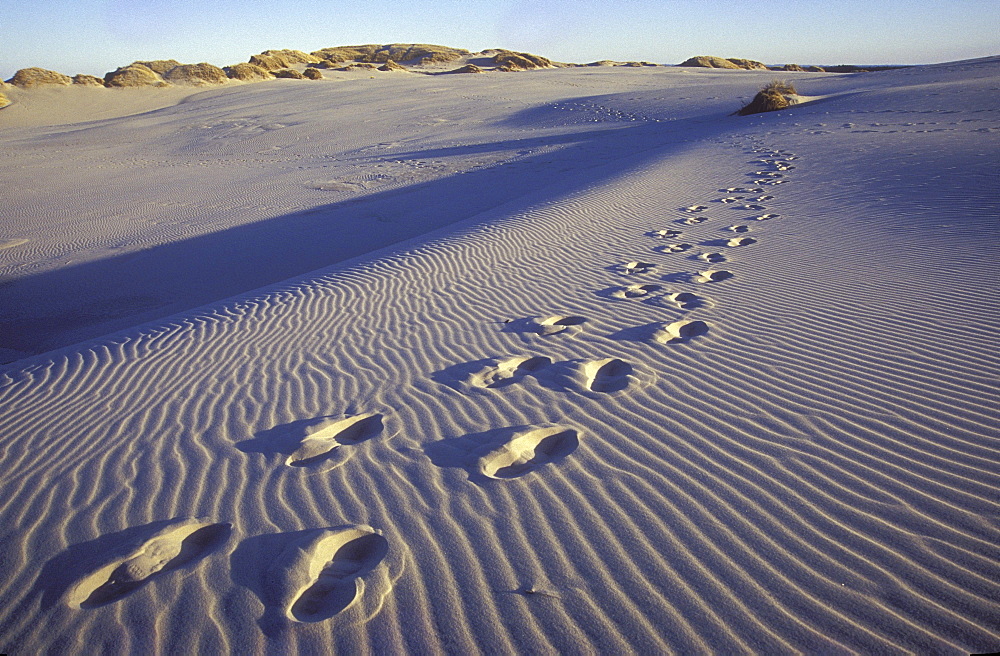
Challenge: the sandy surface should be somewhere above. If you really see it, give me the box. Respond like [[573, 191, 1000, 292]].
[[1, 58, 998, 654]]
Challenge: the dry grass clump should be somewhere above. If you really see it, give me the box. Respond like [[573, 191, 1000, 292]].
[[303, 67, 323, 80], [736, 79, 798, 116], [104, 64, 167, 87], [72, 74, 105, 86], [163, 63, 228, 85], [272, 68, 304, 79], [378, 60, 407, 72], [0, 91, 11, 109], [7, 67, 73, 88], [444, 64, 484, 74], [225, 62, 272, 81]]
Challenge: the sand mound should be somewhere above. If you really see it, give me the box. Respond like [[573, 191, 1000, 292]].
[[273, 69, 305, 79], [302, 67, 323, 80], [0, 91, 10, 109], [104, 64, 166, 87], [782, 63, 806, 72], [727, 58, 767, 70], [443, 64, 484, 74], [162, 63, 228, 86], [737, 80, 798, 115], [492, 50, 554, 71], [312, 44, 468, 65], [224, 62, 272, 81], [131, 60, 182, 75], [378, 60, 407, 72], [7, 67, 72, 88], [249, 49, 321, 72], [678, 56, 740, 69], [72, 74, 105, 87]]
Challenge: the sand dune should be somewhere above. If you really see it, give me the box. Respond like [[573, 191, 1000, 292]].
[[1, 56, 999, 653]]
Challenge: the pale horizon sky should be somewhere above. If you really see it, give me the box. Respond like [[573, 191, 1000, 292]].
[[3, 0, 999, 80]]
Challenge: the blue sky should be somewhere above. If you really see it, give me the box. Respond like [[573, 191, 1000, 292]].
[[3, 0, 999, 79]]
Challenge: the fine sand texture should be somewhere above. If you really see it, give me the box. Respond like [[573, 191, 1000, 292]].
[[1, 58, 999, 654]]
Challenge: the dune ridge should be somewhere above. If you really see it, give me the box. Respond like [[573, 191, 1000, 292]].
[[0, 57, 998, 653]]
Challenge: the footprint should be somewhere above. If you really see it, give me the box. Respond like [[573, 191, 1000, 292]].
[[623, 261, 656, 274], [726, 237, 757, 247], [0, 238, 29, 250], [582, 358, 632, 393], [722, 187, 763, 193], [680, 216, 708, 225], [66, 519, 230, 609], [719, 197, 743, 203], [651, 229, 682, 238], [754, 213, 780, 221], [536, 315, 586, 336], [271, 526, 388, 623], [697, 252, 726, 263], [477, 425, 579, 479], [682, 205, 708, 212], [754, 172, 784, 178], [612, 283, 662, 299], [653, 320, 710, 344], [693, 270, 734, 283], [741, 204, 766, 211], [656, 243, 693, 253], [666, 292, 702, 309], [726, 225, 751, 233], [753, 195, 775, 201], [471, 356, 551, 388], [286, 413, 384, 467]]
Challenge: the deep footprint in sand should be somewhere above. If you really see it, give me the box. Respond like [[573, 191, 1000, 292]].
[[271, 526, 389, 623], [657, 243, 693, 254], [651, 229, 682, 238], [286, 413, 384, 467], [478, 425, 579, 479], [680, 216, 709, 225], [682, 205, 708, 212], [582, 358, 633, 393], [719, 197, 743, 203], [653, 319, 710, 344], [726, 237, 757, 247], [693, 270, 734, 283], [536, 315, 586, 336], [741, 204, 766, 211], [726, 225, 751, 233], [754, 213, 780, 221], [722, 187, 763, 193], [612, 283, 662, 299], [471, 356, 551, 388], [623, 261, 656, 274], [697, 252, 726, 263], [666, 292, 704, 309], [67, 519, 230, 608]]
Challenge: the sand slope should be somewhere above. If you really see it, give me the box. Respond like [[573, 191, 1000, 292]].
[[1, 59, 999, 653]]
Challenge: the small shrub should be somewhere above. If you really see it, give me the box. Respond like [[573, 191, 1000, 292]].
[[303, 67, 323, 79], [736, 80, 797, 116], [273, 68, 304, 79]]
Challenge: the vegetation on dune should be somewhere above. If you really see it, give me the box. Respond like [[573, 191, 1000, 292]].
[[302, 67, 323, 80], [224, 62, 273, 81], [72, 74, 105, 86], [163, 63, 228, 86], [104, 64, 167, 88], [492, 50, 554, 71], [736, 79, 798, 116], [7, 67, 73, 88], [310, 44, 468, 66], [272, 68, 305, 79]]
